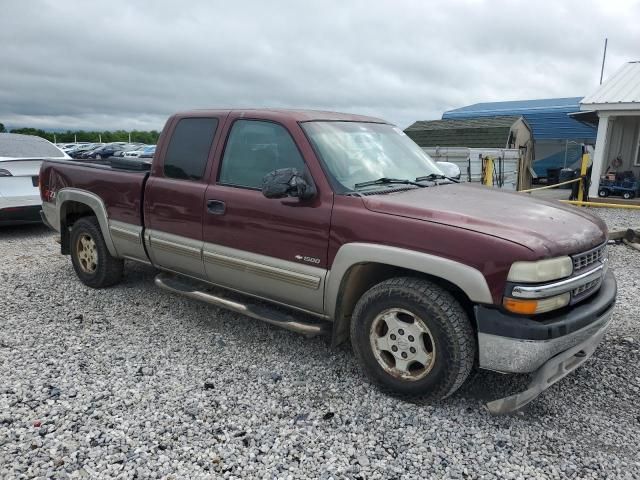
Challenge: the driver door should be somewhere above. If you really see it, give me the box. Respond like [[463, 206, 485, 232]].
[[202, 118, 332, 314]]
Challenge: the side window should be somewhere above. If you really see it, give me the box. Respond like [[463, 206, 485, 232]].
[[219, 120, 306, 189], [164, 117, 218, 180]]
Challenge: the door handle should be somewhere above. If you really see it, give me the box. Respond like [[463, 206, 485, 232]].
[[207, 199, 226, 215]]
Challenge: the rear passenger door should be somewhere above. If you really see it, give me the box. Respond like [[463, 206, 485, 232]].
[[202, 118, 332, 314], [144, 116, 220, 279]]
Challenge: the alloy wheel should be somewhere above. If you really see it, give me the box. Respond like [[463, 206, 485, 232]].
[[369, 308, 437, 381], [76, 233, 98, 274]]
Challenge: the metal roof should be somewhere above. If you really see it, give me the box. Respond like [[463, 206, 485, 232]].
[[406, 116, 521, 131], [443, 97, 596, 141], [404, 116, 522, 148], [581, 61, 640, 110]]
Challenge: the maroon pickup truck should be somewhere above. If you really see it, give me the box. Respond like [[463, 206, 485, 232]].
[[39, 109, 616, 414]]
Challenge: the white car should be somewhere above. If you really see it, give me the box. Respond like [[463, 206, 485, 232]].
[[123, 145, 148, 158], [1, 133, 69, 226], [58, 143, 89, 152]]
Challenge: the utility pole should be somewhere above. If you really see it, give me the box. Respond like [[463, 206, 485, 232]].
[[128, 132, 131, 143], [600, 38, 608, 85], [53, 133, 57, 144]]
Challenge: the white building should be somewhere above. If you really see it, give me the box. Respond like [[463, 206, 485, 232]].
[[580, 61, 640, 199]]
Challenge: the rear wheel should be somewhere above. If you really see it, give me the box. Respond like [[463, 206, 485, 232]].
[[70, 217, 123, 288], [350, 277, 475, 399], [622, 191, 634, 200]]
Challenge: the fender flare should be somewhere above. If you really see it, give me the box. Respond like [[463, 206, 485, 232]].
[[56, 188, 118, 256], [324, 243, 493, 318]]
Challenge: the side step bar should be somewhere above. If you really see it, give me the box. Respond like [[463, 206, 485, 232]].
[[154, 273, 330, 338]]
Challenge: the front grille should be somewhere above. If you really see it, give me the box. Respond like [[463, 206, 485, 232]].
[[572, 243, 606, 272], [572, 277, 602, 302], [569, 243, 608, 304]]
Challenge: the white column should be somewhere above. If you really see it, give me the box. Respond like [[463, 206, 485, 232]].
[[589, 113, 611, 198]]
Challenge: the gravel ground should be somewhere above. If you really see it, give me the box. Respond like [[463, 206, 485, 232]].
[[1, 209, 639, 479]]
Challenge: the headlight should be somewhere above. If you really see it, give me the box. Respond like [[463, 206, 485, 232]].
[[507, 256, 573, 283]]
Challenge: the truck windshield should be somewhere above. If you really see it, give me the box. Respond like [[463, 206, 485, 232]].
[[302, 121, 443, 192]]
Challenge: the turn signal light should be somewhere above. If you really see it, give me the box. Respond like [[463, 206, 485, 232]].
[[503, 297, 538, 315], [503, 292, 570, 315]]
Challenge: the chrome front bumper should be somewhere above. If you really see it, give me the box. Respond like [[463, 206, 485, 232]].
[[477, 305, 613, 374], [485, 313, 611, 414], [475, 270, 616, 414]]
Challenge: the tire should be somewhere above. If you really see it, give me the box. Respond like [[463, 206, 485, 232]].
[[350, 277, 475, 400], [70, 216, 123, 288], [622, 192, 634, 200], [598, 189, 609, 197]]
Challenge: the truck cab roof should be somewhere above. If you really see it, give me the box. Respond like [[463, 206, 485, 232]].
[[173, 109, 387, 124]]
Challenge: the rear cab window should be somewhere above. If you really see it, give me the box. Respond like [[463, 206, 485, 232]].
[[164, 117, 219, 180]]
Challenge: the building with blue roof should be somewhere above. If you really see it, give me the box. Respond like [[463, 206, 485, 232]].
[[443, 97, 597, 176]]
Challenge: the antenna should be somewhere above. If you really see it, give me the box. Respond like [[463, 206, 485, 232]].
[[599, 38, 608, 85]]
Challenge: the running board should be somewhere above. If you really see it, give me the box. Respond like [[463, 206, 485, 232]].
[[154, 273, 329, 337]]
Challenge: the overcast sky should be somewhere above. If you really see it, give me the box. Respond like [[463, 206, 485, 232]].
[[1, 0, 639, 131]]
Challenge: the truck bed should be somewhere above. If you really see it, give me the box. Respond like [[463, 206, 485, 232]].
[[40, 158, 149, 226]]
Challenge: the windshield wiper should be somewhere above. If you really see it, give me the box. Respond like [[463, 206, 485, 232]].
[[354, 177, 427, 189], [415, 173, 459, 183]]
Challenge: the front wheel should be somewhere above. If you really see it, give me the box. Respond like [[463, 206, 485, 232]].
[[598, 189, 609, 197], [350, 277, 475, 400], [70, 217, 123, 288]]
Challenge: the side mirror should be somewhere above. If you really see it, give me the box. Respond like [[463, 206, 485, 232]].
[[437, 161, 461, 180], [262, 168, 316, 200]]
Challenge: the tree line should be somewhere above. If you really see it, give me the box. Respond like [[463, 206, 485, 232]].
[[0, 123, 160, 144]]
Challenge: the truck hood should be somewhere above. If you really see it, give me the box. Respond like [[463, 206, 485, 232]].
[[361, 183, 607, 256]]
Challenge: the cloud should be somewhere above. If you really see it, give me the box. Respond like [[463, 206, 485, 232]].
[[1, 0, 639, 131]]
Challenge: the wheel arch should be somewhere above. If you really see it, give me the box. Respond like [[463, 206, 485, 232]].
[[325, 243, 492, 346], [56, 188, 117, 256]]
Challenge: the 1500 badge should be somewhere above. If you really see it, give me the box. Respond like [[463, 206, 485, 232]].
[[295, 255, 321, 264]]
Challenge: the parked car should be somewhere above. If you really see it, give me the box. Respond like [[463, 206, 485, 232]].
[[138, 145, 156, 158], [85, 143, 127, 160], [57, 143, 72, 149], [68, 143, 103, 158], [0, 133, 69, 225], [75, 145, 105, 159], [123, 145, 148, 158], [58, 143, 87, 151], [112, 144, 143, 158], [39, 109, 615, 414]]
